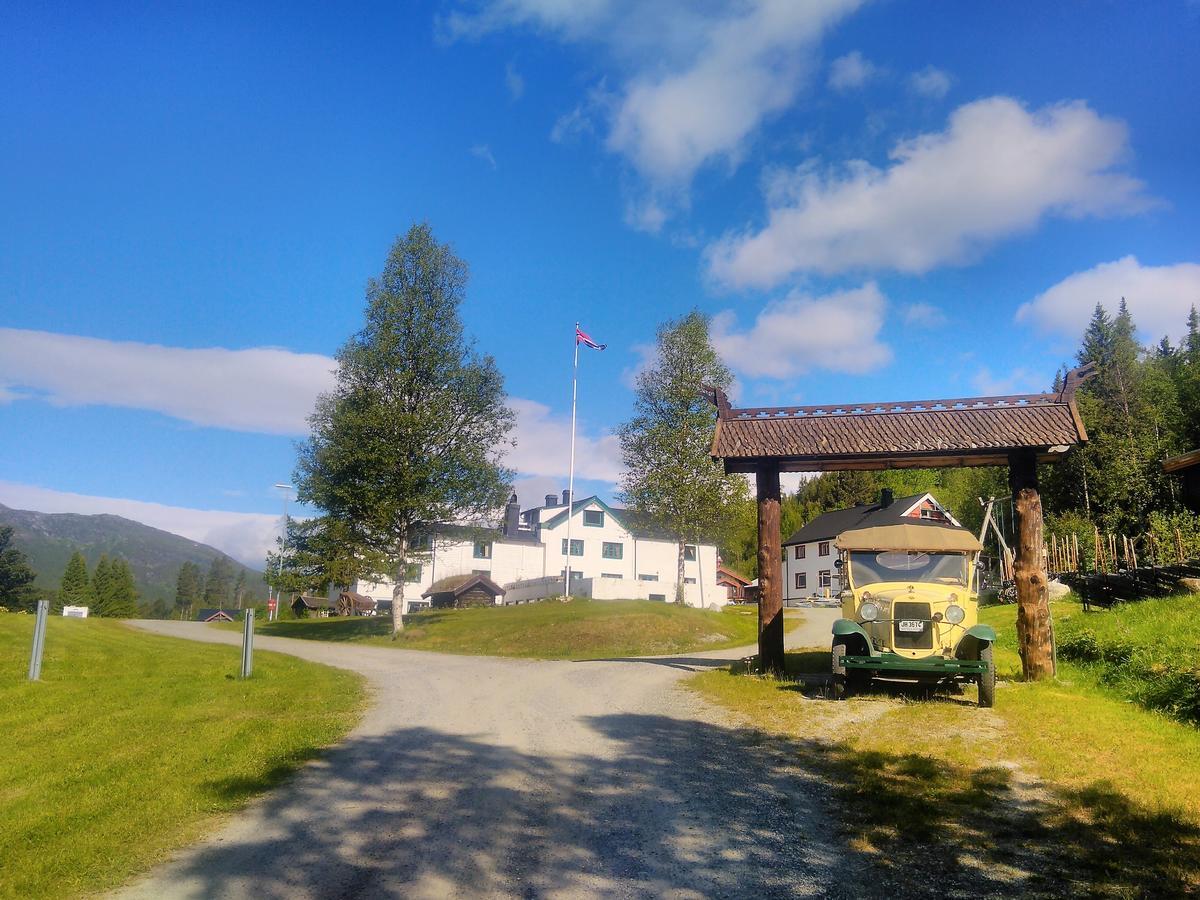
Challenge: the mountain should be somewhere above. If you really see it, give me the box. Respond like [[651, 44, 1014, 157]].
[[0, 503, 265, 604]]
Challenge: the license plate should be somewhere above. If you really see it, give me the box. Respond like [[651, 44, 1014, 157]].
[[898, 620, 925, 633]]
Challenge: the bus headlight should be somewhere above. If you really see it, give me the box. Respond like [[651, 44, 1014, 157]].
[[859, 601, 880, 622], [945, 604, 966, 625]]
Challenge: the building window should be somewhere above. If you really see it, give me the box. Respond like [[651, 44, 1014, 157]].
[[473, 541, 492, 559], [561, 538, 584, 556], [639, 574, 658, 582], [602, 541, 623, 560], [583, 509, 604, 527], [819, 570, 831, 588], [818, 541, 830, 557], [684, 577, 696, 584], [684, 545, 697, 561], [649, 593, 666, 601], [472, 568, 489, 576], [794, 545, 805, 560], [410, 534, 432, 551], [559, 569, 584, 581], [404, 563, 422, 583], [795, 573, 807, 590], [601, 573, 622, 579]]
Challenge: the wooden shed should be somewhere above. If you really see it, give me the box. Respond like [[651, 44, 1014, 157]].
[[716, 565, 752, 600], [336, 591, 377, 617], [291, 594, 332, 618], [1165, 449, 1200, 514], [422, 574, 506, 609]]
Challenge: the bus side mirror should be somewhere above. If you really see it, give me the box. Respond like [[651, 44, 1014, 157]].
[[834, 558, 844, 570]]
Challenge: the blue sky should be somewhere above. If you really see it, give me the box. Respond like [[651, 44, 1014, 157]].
[[2, 1, 1198, 565]]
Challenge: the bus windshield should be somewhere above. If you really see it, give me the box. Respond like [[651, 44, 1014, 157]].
[[849, 551, 969, 587]]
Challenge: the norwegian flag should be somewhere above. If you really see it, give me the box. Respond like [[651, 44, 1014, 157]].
[[575, 326, 606, 351]]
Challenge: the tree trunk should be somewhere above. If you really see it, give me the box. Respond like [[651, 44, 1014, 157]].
[[392, 535, 408, 637], [756, 462, 784, 674], [676, 539, 686, 605], [1009, 450, 1055, 680]]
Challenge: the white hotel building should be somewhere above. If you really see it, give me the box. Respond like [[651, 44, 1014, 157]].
[[355, 490, 724, 609]]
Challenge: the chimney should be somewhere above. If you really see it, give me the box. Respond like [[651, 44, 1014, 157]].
[[880, 488, 894, 508], [562, 488, 572, 507], [544, 493, 558, 508], [504, 493, 521, 538]]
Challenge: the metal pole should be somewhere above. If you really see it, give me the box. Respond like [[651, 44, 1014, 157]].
[[563, 324, 580, 599], [240, 608, 255, 678], [27, 599, 49, 681]]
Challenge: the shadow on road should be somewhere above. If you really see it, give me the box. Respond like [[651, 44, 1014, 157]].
[[142, 707, 1200, 899]]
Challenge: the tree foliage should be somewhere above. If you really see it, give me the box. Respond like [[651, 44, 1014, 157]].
[[294, 223, 515, 633], [174, 561, 203, 619], [92, 555, 139, 618], [59, 550, 93, 610], [0, 526, 37, 612], [617, 311, 749, 603], [203, 556, 236, 607]]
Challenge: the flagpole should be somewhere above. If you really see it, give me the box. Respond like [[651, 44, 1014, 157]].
[[563, 322, 580, 599]]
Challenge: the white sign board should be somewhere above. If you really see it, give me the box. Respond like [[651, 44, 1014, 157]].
[[62, 606, 90, 618]]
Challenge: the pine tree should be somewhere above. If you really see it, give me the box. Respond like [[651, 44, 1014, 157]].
[[91, 555, 114, 616], [233, 569, 247, 609], [203, 556, 235, 607], [102, 559, 139, 618], [0, 526, 37, 612], [59, 550, 93, 610], [174, 562, 202, 619]]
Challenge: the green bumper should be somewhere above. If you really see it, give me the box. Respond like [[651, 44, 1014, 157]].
[[843, 652, 990, 674]]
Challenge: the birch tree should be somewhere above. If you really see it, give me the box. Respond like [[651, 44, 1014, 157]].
[[617, 311, 747, 604], [295, 223, 514, 635]]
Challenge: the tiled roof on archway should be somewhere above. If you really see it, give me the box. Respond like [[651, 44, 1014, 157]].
[[708, 366, 1092, 473]]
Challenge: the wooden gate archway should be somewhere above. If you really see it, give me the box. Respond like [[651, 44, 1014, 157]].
[[707, 365, 1094, 678]]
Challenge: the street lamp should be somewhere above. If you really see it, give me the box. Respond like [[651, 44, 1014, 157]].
[[272, 483, 293, 621]]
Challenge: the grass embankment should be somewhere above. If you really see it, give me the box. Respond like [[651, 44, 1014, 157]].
[[690, 598, 1200, 896], [0, 616, 365, 900], [238, 599, 772, 659]]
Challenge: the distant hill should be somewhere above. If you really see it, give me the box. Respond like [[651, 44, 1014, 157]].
[[0, 503, 265, 605]]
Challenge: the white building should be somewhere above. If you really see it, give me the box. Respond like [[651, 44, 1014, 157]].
[[783, 491, 961, 601], [355, 490, 724, 609]]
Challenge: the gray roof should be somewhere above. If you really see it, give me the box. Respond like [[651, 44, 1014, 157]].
[[783, 494, 965, 546]]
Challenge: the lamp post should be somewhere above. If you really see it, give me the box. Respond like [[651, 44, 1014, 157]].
[[272, 483, 293, 621]]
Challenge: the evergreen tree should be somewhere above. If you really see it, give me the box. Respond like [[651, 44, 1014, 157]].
[[0, 526, 37, 612], [91, 555, 112, 615], [101, 559, 139, 618], [295, 224, 515, 634], [617, 311, 749, 604], [174, 562, 202, 618], [59, 550, 93, 610], [233, 568, 247, 609], [203, 556, 235, 607]]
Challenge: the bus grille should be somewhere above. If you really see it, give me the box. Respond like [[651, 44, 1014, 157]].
[[893, 601, 933, 650]]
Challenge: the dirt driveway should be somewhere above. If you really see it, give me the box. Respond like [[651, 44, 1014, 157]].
[[119, 612, 846, 899]]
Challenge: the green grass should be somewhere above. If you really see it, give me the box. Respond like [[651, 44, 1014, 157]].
[[1050, 593, 1200, 724], [0, 615, 365, 899], [689, 597, 1200, 895], [237, 599, 771, 659]]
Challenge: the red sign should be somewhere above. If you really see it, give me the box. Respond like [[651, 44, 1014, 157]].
[[267, 600, 277, 612]]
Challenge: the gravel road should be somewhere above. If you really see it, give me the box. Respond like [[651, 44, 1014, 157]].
[[118, 611, 847, 899]]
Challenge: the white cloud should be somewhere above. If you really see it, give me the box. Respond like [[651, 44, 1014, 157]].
[[902, 302, 948, 328], [446, 0, 864, 217], [0, 480, 279, 568], [470, 143, 498, 169], [828, 51, 876, 91], [908, 65, 951, 99], [508, 397, 622, 482], [711, 282, 893, 380], [1016, 256, 1200, 342], [504, 60, 525, 99], [971, 367, 1045, 396], [706, 97, 1153, 288], [0, 328, 334, 434], [0, 329, 620, 485]]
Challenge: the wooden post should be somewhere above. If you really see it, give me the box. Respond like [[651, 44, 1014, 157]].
[[1008, 450, 1055, 680], [756, 461, 785, 674]]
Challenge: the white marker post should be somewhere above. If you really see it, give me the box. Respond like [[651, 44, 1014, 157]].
[[240, 608, 255, 679], [27, 599, 49, 681]]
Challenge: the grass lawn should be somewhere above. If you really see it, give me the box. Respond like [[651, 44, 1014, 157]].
[[689, 597, 1200, 896], [0, 615, 365, 900], [234, 599, 777, 659]]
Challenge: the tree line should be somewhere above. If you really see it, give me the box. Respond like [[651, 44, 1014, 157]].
[[173, 556, 251, 619]]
